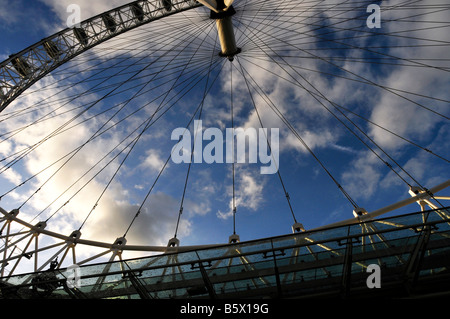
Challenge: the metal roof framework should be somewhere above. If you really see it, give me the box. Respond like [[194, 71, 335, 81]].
[[1, 205, 450, 299], [0, 180, 449, 280]]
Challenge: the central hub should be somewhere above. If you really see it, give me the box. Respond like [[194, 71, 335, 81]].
[[211, 6, 241, 61], [197, 0, 241, 61]]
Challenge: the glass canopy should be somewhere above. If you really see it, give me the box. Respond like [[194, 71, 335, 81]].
[[1, 207, 449, 299]]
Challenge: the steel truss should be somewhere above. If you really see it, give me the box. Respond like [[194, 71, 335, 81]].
[[0, 0, 200, 113], [1, 204, 450, 299], [0, 180, 449, 280]]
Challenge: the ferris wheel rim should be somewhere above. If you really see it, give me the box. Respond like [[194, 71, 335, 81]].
[[0, 0, 201, 113]]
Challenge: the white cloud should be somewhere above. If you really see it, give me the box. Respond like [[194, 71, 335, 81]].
[[217, 168, 264, 219], [0, 0, 21, 25], [1, 167, 22, 185], [327, 0, 450, 201], [0, 70, 197, 249], [81, 191, 192, 247], [141, 149, 165, 172], [341, 151, 383, 200], [0, 139, 13, 156]]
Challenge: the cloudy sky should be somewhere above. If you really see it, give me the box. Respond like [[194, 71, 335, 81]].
[[0, 0, 449, 270]]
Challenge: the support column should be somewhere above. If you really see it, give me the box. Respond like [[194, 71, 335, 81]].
[[215, 12, 241, 61], [197, 0, 241, 61]]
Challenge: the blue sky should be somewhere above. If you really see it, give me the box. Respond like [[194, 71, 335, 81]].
[[0, 0, 449, 265]]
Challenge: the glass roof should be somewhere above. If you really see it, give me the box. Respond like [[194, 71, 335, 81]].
[[1, 207, 449, 299]]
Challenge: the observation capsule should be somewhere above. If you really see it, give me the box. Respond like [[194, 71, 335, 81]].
[[0, 87, 6, 101], [74, 27, 88, 46], [161, 0, 172, 12], [131, 3, 145, 22], [10, 55, 31, 78], [102, 13, 117, 33], [43, 40, 61, 60]]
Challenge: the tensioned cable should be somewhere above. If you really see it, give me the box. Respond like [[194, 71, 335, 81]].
[[240, 54, 450, 104], [238, 0, 449, 66], [45, 55, 224, 228], [239, 0, 444, 61], [0, 44, 216, 125], [0, 18, 205, 119], [0, 55, 213, 148], [235, 58, 446, 189], [237, 0, 341, 52], [0, 0, 436, 116], [4, 0, 442, 180], [241, 0, 447, 37], [123, 53, 225, 239], [4, 17, 216, 215], [16, 49, 179, 210], [0, 35, 220, 208], [1, 33, 209, 174], [170, 20, 218, 241], [0, 55, 211, 145], [0, 18, 212, 173], [1, 54, 209, 123], [235, 0, 296, 46], [21, 14, 216, 81], [241, 7, 450, 68], [77, 21, 220, 231], [239, 55, 450, 165], [258, 7, 444, 181], [237, 10, 363, 208], [335, 104, 450, 164], [238, 0, 450, 75], [2, 0, 446, 245], [173, 104, 204, 240], [0, 42, 175, 176], [233, 59, 359, 209], [239, 12, 447, 206], [235, 58, 298, 224], [238, 0, 367, 51], [119, 17, 220, 237], [240, 6, 450, 121], [177, 9, 218, 49], [241, 17, 450, 61], [20, 0, 370, 220], [230, 61, 237, 236], [0, 17, 214, 129], [0, 62, 209, 178], [0, 53, 224, 268], [148, 0, 446, 225], [237, 63, 359, 208], [8, 24, 206, 168], [240, 24, 417, 189]]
